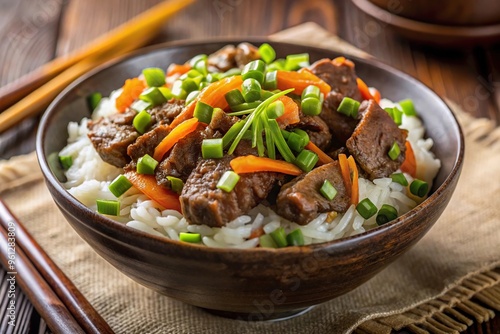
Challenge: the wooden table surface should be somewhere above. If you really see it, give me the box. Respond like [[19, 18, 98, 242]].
[[0, 0, 498, 333]]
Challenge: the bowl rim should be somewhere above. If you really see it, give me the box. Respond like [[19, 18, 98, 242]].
[[36, 37, 465, 254]]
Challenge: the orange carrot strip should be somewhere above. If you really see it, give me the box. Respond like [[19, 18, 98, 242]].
[[276, 70, 331, 97], [401, 141, 416, 177], [338, 154, 352, 197], [347, 156, 359, 205], [125, 171, 181, 212], [356, 77, 376, 101], [169, 75, 243, 129], [115, 78, 146, 113], [166, 63, 191, 77], [369, 87, 381, 104], [230, 156, 302, 176], [332, 56, 354, 68], [249, 226, 265, 239], [305, 141, 334, 166], [275, 96, 300, 127], [153, 118, 199, 161]]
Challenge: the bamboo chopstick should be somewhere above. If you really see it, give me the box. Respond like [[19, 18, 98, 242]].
[[0, 199, 115, 334], [0, 0, 195, 133]]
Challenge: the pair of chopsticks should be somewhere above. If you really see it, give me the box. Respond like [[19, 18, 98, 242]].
[[0, 0, 195, 134], [0, 199, 113, 333]]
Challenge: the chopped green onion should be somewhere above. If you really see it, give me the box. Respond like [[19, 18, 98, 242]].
[[59, 155, 73, 170], [398, 99, 417, 116], [137, 154, 158, 175], [320, 179, 337, 201], [142, 67, 166, 87], [194, 101, 214, 124], [260, 90, 274, 100], [222, 120, 246, 149], [228, 101, 261, 113], [286, 229, 305, 246], [185, 90, 200, 105], [181, 77, 201, 93], [356, 198, 377, 219], [242, 59, 266, 83], [219, 68, 241, 79], [337, 97, 360, 118], [241, 78, 262, 103], [393, 107, 402, 125], [287, 132, 307, 152], [301, 85, 321, 100], [206, 73, 220, 83], [133, 110, 152, 134], [376, 204, 398, 225], [87, 92, 102, 112], [280, 129, 291, 140], [267, 119, 295, 162], [189, 54, 207, 66], [96, 199, 120, 216], [270, 227, 287, 248], [301, 97, 322, 116], [158, 87, 172, 100], [258, 43, 276, 63], [179, 232, 201, 243], [202, 138, 223, 159], [285, 53, 309, 71], [171, 81, 187, 100], [266, 100, 284, 119], [108, 175, 132, 197], [186, 69, 202, 78], [49, 152, 67, 182], [131, 100, 152, 113], [139, 87, 167, 106], [267, 58, 285, 71], [259, 234, 278, 248], [264, 126, 276, 159], [410, 179, 429, 197], [263, 70, 277, 90], [225, 89, 245, 107], [391, 173, 408, 186], [388, 142, 401, 160], [295, 149, 318, 172], [216, 170, 240, 192], [166, 176, 184, 194]]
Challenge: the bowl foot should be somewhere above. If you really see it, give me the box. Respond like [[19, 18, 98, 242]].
[[201, 305, 315, 322]]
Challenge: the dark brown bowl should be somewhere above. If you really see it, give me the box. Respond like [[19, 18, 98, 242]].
[[36, 39, 464, 320]]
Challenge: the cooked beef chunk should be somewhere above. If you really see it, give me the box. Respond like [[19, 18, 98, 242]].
[[149, 99, 185, 127], [328, 146, 348, 160], [292, 113, 332, 150], [87, 111, 138, 168], [321, 92, 360, 145], [208, 44, 237, 72], [235, 43, 260, 68], [276, 161, 350, 225], [309, 58, 362, 100], [346, 100, 407, 179], [127, 125, 169, 162], [209, 108, 238, 133], [180, 156, 284, 227]]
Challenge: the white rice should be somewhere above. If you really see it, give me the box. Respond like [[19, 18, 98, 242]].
[[60, 94, 441, 248]]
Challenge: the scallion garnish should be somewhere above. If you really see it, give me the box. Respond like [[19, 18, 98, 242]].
[[96, 199, 120, 216], [131, 100, 152, 113], [133, 110, 152, 134], [142, 67, 166, 87], [193, 101, 214, 124], [263, 70, 277, 90], [301, 85, 321, 100], [320, 179, 337, 201], [410, 179, 428, 197], [137, 154, 158, 175], [216, 170, 240, 192], [356, 198, 377, 219], [87, 92, 102, 112], [166, 176, 184, 194], [391, 173, 408, 186], [108, 175, 133, 198], [301, 97, 322, 116], [398, 99, 417, 116], [388, 141, 401, 160], [376, 204, 398, 225], [295, 149, 318, 172], [227, 101, 261, 113], [259, 234, 278, 248], [179, 232, 202, 243], [337, 97, 360, 118], [59, 155, 73, 170], [287, 132, 307, 152], [285, 53, 309, 70], [139, 87, 167, 106], [225, 89, 246, 107], [158, 87, 173, 100], [270, 227, 288, 248], [267, 118, 295, 162], [286, 229, 305, 246], [202, 138, 223, 159], [242, 78, 262, 103], [266, 100, 284, 119], [242, 59, 266, 83], [185, 90, 200, 105], [258, 43, 276, 64]]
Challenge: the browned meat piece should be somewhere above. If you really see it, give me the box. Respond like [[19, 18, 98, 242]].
[[209, 108, 238, 133], [180, 156, 285, 227], [292, 113, 332, 151], [149, 99, 185, 127], [207, 44, 237, 72], [276, 161, 350, 225], [127, 125, 169, 162], [321, 92, 360, 145], [346, 100, 407, 179], [309, 58, 362, 100], [328, 146, 348, 160], [235, 42, 260, 68], [87, 111, 138, 168]]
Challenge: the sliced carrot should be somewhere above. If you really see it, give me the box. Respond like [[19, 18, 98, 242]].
[[115, 78, 146, 113], [356, 77, 376, 102], [276, 70, 331, 97], [401, 141, 416, 177], [169, 75, 243, 129], [369, 87, 381, 104], [305, 141, 334, 166], [166, 63, 191, 77], [275, 96, 300, 127], [338, 154, 352, 197], [249, 226, 265, 239], [347, 156, 359, 205], [331, 56, 355, 68], [125, 171, 181, 212], [153, 118, 199, 161], [230, 156, 302, 176]]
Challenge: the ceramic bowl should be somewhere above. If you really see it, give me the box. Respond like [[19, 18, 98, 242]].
[[36, 40, 464, 320]]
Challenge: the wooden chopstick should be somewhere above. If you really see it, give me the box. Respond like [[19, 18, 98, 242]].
[[0, 0, 195, 132], [0, 199, 114, 334]]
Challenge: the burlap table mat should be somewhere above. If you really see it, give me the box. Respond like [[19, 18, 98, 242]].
[[1, 23, 500, 334]]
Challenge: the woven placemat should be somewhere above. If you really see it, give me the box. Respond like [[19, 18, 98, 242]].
[[1, 23, 499, 334]]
